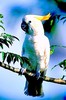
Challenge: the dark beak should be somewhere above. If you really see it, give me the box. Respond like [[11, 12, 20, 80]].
[[21, 21, 28, 32]]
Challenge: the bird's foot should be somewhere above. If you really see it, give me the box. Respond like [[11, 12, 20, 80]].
[[19, 67, 26, 75]]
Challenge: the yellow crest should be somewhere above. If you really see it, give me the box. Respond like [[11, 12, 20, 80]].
[[35, 13, 51, 21]]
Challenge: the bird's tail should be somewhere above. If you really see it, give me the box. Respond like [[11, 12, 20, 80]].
[[24, 79, 43, 96], [24, 70, 46, 96]]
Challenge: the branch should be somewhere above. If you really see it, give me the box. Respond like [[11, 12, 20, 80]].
[[0, 61, 66, 85], [0, 61, 20, 74]]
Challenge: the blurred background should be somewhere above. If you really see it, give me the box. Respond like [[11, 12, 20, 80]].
[[0, 0, 66, 100]]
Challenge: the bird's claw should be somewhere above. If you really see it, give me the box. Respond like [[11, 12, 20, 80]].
[[19, 68, 26, 75]]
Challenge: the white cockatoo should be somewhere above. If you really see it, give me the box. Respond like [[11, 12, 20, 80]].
[[21, 13, 51, 96]]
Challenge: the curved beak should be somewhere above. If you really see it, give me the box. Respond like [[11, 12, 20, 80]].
[[21, 20, 28, 32]]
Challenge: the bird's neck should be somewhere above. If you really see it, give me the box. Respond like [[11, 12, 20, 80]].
[[33, 29, 44, 37], [29, 21, 44, 36], [30, 27, 44, 36]]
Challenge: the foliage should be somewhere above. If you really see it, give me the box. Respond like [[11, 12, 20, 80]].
[[60, 16, 66, 24], [0, 14, 5, 31], [0, 14, 3, 18], [0, 51, 31, 67], [51, 59, 66, 71], [50, 45, 66, 71], [43, 13, 61, 32], [44, 13, 66, 32], [0, 33, 19, 49], [50, 45, 66, 55], [0, 13, 19, 49], [55, 0, 66, 12]]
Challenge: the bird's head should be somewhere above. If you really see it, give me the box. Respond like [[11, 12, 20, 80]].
[[21, 13, 51, 35]]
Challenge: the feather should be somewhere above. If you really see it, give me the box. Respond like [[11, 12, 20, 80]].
[[21, 14, 50, 96]]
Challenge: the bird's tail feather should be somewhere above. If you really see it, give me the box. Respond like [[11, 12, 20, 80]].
[[24, 70, 47, 96], [24, 79, 44, 96]]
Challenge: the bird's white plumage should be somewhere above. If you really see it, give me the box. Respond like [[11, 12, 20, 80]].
[[21, 14, 50, 96], [22, 15, 50, 73]]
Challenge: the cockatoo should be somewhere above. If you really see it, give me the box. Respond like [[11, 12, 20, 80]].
[[21, 13, 51, 96]]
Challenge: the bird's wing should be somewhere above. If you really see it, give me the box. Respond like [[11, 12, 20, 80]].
[[22, 44, 25, 56], [44, 37, 50, 69]]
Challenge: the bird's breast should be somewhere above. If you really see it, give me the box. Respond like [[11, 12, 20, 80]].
[[25, 35, 45, 56], [23, 34, 48, 71]]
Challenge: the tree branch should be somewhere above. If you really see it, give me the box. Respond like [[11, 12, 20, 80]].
[[0, 61, 20, 74], [0, 61, 66, 85]]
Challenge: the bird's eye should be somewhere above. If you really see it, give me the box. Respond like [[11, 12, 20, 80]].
[[29, 21, 31, 23]]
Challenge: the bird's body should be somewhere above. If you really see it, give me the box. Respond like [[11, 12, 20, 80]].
[[21, 14, 51, 96], [22, 34, 50, 72]]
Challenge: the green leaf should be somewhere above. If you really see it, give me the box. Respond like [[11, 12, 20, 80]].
[[7, 40, 13, 45], [50, 45, 66, 55], [0, 14, 3, 18], [60, 16, 66, 24], [50, 48, 55, 55], [12, 36, 19, 41], [59, 59, 66, 70], [0, 25, 5, 30], [13, 56, 19, 64], [0, 43, 3, 49], [51, 59, 66, 70], [63, 20, 66, 24], [60, 17, 66, 20], [0, 20, 3, 24], [2, 52, 7, 62], [3, 33, 19, 41], [7, 53, 14, 63], [0, 33, 19, 48], [18, 56, 23, 65], [0, 38, 9, 48], [20, 62, 23, 67], [15, 55, 19, 62], [7, 54, 12, 64], [50, 20, 53, 26], [0, 51, 31, 67], [22, 57, 31, 66], [3, 39, 9, 48], [61, 75, 66, 79], [56, 15, 61, 20], [50, 45, 55, 55], [0, 33, 18, 40], [51, 64, 58, 70]]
